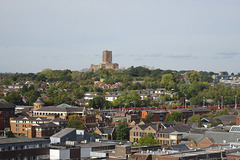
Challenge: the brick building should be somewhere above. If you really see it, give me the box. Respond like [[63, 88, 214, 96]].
[[0, 99, 15, 130], [10, 116, 66, 138]]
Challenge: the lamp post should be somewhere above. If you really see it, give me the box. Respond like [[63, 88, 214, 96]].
[[221, 96, 224, 108], [203, 97, 205, 107], [235, 95, 237, 109]]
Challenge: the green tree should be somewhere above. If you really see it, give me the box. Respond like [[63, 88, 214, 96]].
[[165, 112, 184, 122], [5, 92, 23, 105], [67, 114, 84, 129], [145, 114, 154, 121], [6, 131, 15, 138], [135, 134, 159, 146], [116, 122, 129, 141]]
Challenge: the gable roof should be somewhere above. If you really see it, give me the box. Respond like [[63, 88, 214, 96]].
[[51, 128, 76, 138], [159, 125, 191, 133], [0, 99, 15, 109], [98, 126, 115, 134]]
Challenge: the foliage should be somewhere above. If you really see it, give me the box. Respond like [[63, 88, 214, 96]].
[[165, 112, 184, 122], [133, 134, 159, 146], [4, 92, 23, 105], [145, 114, 154, 121], [116, 122, 129, 141], [6, 131, 15, 138], [210, 118, 222, 127], [88, 96, 112, 109], [67, 114, 84, 129]]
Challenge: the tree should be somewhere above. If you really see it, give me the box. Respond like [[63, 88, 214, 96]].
[[67, 114, 84, 129], [187, 114, 202, 127], [135, 134, 159, 146], [165, 112, 184, 122], [116, 122, 129, 141], [185, 71, 200, 83], [6, 131, 15, 138], [88, 96, 112, 109], [5, 92, 23, 105], [145, 114, 154, 121], [210, 118, 222, 127]]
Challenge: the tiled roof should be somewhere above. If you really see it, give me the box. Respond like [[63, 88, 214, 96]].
[[0, 99, 15, 109]]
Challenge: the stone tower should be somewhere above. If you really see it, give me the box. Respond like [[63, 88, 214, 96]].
[[33, 98, 44, 111], [102, 50, 112, 64]]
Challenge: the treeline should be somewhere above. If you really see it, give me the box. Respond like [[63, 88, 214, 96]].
[[0, 67, 239, 108]]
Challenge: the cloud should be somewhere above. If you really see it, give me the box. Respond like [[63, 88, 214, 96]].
[[165, 53, 193, 59], [215, 52, 240, 59], [144, 54, 162, 58]]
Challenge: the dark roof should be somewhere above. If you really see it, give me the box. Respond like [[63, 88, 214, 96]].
[[52, 117, 68, 122], [172, 125, 191, 132], [147, 110, 168, 114], [0, 137, 50, 145], [0, 99, 15, 109], [137, 123, 158, 131], [51, 128, 76, 138], [12, 116, 52, 122], [162, 121, 176, 128], [34, 106, 84, 112], [159, 127, 175, 133], [215, 115, 236, 125], [159, 125, 191, 133], [167, 144, 190, 152], [191, 108, 210, 113], [98, 127, 115, 134], [34, 122, 59, 128]]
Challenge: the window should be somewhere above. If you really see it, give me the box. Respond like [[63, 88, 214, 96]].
[[134, 132, 135, 136], [136, 132, 138, 136], [163, 134, 165, 138]]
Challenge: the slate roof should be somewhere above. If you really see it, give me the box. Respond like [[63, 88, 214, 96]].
[[98, 126, 115, 134], [159, 125, 191, 133], [0, 99, 15, 109], [34, 122, 59, 128], [183, 131, 240, 144], [215, 115, 236, 125], [34, 105, 84, 113], [167, 144, 190, 152], [51, 128, 76, 138], [137, 123, 159, 131], [12, 116, 52, 122]]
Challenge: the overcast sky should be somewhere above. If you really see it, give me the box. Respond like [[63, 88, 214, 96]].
[[1, 0, 240, 73]]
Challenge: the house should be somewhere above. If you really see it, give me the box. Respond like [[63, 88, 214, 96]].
[[105, 95, 119, 102], [126, 114, 140, 124], [94, 126, 116, 140], [156, 125, 191, 145], [142, 110, 168, 122], [130, 123, 161, 142]]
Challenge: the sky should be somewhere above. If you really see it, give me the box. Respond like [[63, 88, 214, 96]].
[[0, 0, 240, 74]]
